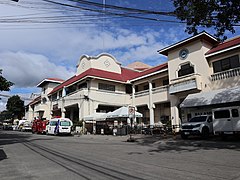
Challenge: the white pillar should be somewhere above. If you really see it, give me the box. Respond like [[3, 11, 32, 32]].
[[62, 86, 66, 97], [170, 97, 180, 132], [132, 85, 135, 107], [148, 81, 154, 128], [61, 108, 66, 118]]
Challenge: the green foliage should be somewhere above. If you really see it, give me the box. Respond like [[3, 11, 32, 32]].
[[0, 69, 14, 91], [0, 110, 12, 121], [6, 95, 25, 120], [173, 0, 240, 41]]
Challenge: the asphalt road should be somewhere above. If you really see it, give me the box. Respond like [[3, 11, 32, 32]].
[[0, 130, 240, 180]]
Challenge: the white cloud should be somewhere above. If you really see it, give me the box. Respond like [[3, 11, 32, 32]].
[[0, 51, 75, 88]]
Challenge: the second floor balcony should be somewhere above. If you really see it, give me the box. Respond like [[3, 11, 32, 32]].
[[169, 74, 202, 94], [134, 85, 169, 105], [34, 103, 47, 112], [211, 67, 240, 81]]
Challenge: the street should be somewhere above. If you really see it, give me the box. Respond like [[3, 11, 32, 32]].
[[0, 131, 240, 180]]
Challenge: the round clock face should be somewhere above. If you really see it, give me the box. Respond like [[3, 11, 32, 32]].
[[179, 49, 189, 60]]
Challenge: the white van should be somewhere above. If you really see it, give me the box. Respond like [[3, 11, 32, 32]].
[[212, 106, 240, 135], [46, 118, 73, 135]]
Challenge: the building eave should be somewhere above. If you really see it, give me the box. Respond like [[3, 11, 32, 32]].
[[158, 31, 218, 56]]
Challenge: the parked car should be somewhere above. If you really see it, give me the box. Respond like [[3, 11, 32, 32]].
[[46, 118, 73, 135], [180, 115, 213, 139], [212, 106, 240, 136], [21, 121, 32, 132]]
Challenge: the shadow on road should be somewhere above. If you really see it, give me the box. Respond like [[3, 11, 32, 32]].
[[135, 134, 240, 153], [0, 149, 7, 161]]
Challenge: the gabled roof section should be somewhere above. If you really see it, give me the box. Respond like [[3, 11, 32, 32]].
[[205, 36, 240, 57], [130, 63, 168, 82], [37, 78, 64, 88], [29, 96, 41, 106], [49, 67, 139, 95], [158, 31, 218, 56], [127, 61, 152, 71]]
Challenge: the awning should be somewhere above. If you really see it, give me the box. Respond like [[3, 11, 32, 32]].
[[83, 113, 107, 122], [106, 106, 143, 118], [180, 86, 240, 108]]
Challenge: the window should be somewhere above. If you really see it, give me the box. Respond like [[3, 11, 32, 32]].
[[78, 82, 87, 89], [42, 97, 47, 104], [143, 84, 148, 90], [232, 109, 239, 117], [213, 55, 240, 73], [60, 121, 71, 126], [178, 63, 194, 77], [42, 87, 46, 94], [163, 79, 169, 85], [143, 83, 155, 90], [214, 110, 230, 119], [98, 83, 115, 92], [125, 84, 132, 94], [52, 93, 57, 101]]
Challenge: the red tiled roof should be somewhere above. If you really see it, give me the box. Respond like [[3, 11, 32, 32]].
[[49, 68, 139, 95], [206, 36, 240, 56], [49, 63, 168, 95], [130, 63, 168, 80], [29, 96, 41, 106]]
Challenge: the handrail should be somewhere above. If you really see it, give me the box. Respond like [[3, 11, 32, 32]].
[[211, 67, 240, 81]]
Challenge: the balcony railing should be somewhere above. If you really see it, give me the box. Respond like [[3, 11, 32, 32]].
[[135, 89, 149, 97], [134, 85, 169, 97], [152, 85, 169, 94], [169, 74, 201, 94], [211, 67, 240, 81]]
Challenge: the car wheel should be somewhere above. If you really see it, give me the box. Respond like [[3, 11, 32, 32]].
[[181, 132, 188, 139], [201, 127, 209, 139]]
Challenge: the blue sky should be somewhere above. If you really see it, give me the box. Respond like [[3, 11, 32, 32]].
[[0, 0, 239, 110]]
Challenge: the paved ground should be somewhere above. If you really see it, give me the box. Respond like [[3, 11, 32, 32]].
[[0, 130, 240, 180]]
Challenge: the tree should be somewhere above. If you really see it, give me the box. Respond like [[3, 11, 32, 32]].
[[0, 69, 14, 91], [173, 0, 240, 41], [6, 95, 25, 120]]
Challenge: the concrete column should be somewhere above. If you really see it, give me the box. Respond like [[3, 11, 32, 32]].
[[148, 81, 154, 127], [62, 86, 66, 97], [170, 96, 181, 132], [132, 85, 135, 107], [61, 108, 66, 118]]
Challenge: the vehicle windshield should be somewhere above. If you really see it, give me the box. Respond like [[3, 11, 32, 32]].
[[188, 116, 207, 122], [60, 121, 71, 126], [50, 121, 58, 126]]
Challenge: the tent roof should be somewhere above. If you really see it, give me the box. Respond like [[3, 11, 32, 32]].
[[106, 106, 143, 118], [180, 86, 240, 108]]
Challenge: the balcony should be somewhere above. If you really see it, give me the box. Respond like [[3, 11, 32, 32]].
[[211, 67, 240, 81], [134, 85, 169, 105], [169, 74, 202, 94], [34, 103, 47, 112]]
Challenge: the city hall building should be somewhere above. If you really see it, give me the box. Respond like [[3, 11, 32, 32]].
[[25, 31, 240, 132]]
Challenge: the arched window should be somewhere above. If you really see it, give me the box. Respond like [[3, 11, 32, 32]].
[[178, 63, 194, 77]]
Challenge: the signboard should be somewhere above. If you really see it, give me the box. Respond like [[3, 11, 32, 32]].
[[128, 106, 135, 118]]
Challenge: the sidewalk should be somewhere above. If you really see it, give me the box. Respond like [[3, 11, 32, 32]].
[[73, 133, 180, 144]]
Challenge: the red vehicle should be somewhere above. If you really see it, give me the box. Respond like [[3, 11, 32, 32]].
[[32, 119, 49, 134]]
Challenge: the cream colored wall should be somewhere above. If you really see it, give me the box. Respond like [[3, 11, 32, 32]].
[[208, 49, 240, 90], [76, 54, 122, 75], [168, 40, 212, 92]]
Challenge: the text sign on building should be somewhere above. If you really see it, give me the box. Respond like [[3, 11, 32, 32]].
[[128, 106, 135, 119]]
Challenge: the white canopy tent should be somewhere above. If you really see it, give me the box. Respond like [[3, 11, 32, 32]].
[[106, 106, 143, 118], [83, 113, 107, 122]]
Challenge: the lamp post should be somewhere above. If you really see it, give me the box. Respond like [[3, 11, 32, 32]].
[[127, 106, 136, 142]]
